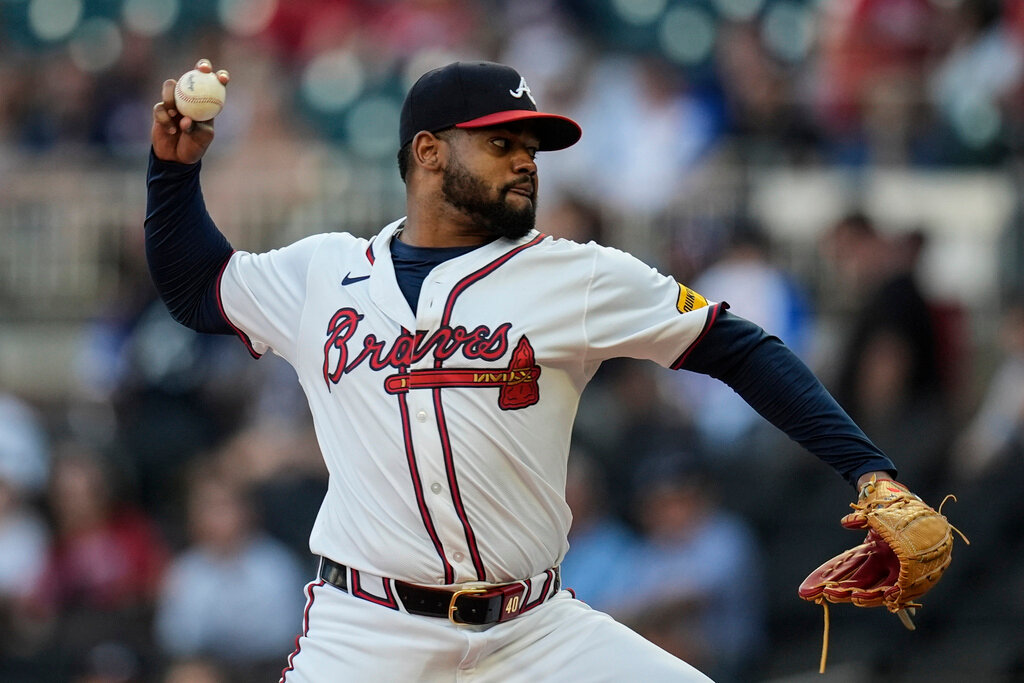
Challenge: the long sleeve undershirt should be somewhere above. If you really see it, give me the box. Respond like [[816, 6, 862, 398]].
[[144, 152, 233, 334], [145, 150, 896, 488], [679, 307, 895, 486]]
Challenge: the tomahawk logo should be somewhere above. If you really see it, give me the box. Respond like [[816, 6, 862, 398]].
[[322, 308, 541, 409], [509, 77, 537, 106], [384, 336, 541, 410]]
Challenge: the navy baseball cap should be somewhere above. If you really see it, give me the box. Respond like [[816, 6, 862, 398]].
[[399, 61, 582, 151]]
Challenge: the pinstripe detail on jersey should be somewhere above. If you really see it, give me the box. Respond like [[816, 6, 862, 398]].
[[350, 570, 400, 610], [396, 364, 456, 584], [671, 302, 724, 370], [428, 234, 546, 582], [433, 387, 487, 581], [215, 252, 262, 359], [440, 234, 545, 326], [279, 579, 324, 682]]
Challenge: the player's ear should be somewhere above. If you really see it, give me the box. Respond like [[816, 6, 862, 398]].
[[412, 131, 446, 173]]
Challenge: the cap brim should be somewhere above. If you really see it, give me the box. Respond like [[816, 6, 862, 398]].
[[456, 110, 582, 151]]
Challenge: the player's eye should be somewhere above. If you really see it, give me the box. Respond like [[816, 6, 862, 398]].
[[526, 146, 539, 160], [491, 138, 509, 150]]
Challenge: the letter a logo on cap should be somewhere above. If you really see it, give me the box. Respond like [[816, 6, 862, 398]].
[[509, 77, 536, 106]]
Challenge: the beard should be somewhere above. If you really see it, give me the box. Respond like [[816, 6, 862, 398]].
[[441, 154, 536, 240]]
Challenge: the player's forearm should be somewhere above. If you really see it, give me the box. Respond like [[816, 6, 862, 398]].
[[144, 149, 233, 334], [680, 309, 896, 488]]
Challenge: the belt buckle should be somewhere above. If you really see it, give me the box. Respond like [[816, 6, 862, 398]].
[[448, 587, 487, 625]]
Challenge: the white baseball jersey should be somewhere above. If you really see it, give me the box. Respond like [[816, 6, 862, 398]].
[[217, 218, 718, 587]]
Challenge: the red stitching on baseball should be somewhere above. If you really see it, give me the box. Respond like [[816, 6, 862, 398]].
[[175, 90, 223, 105], [177, 96, 222, 104]]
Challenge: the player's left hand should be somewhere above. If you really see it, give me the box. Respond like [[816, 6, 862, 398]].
[[151, 59, 229, 165]]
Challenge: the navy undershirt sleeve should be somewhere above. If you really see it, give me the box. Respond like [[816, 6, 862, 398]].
[[144, 150, 233, 334], [680, 307, 897, 488]]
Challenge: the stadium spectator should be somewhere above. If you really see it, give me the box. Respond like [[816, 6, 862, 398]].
[[560, 449, 638, 613], [606, 454, 764, 683], [927, 0, 1024, 164], [0, 392, 50, 495], [153, 469, 304, 679], [28, 446, 168, 678], [572, 358, 696, 519], [821, 213, 950, 494], [0, 464, 50, 674], [812, 0, 940, 164], [210, 422, 327, 559], [562, 54, 724, 214], [664, 222, 814, 459], [952, 294, 1024, 481]]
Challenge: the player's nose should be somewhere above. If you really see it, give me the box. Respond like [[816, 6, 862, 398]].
[[511, 149, 537, 176]]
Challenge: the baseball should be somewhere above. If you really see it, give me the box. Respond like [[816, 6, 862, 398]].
[[173, 68, 226, 122]]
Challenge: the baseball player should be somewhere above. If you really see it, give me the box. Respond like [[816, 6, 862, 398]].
[[147, 59, 898, 681]]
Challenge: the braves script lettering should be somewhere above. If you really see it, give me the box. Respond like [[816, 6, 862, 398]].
[[323, 307, 511, 389]]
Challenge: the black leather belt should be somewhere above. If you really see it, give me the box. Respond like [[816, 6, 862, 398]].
[[319, 557, 559, 625]]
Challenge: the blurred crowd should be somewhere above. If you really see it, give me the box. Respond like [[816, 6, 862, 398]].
[[3, 0, 1024, 172], [3, 0, 1024, 681]]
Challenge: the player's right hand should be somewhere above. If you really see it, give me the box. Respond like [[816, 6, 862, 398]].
[[152, 59, 229, 164]]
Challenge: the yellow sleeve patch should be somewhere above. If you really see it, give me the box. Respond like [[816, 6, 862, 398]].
[[676, 283, 708, 313]]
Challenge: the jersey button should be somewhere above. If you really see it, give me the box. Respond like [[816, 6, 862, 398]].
[[452, 552, 465, 563], [416, 410, 428, 422], [430, 483, 442, 494]]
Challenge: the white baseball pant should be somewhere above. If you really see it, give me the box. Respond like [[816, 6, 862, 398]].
[[280, 579, 713, 682]]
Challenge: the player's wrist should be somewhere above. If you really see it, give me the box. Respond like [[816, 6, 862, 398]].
[[150, 146, 202, 170], [855, 470, 894, 490]]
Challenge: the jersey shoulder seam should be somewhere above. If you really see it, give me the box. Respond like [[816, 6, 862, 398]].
[[579, 245, 599, 371]]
